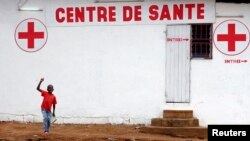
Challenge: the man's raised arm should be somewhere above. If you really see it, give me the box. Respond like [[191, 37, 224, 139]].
[[36, 78, 44, 92]]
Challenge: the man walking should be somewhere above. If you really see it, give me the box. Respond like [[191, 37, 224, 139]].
[[36, 78, 57, 137]]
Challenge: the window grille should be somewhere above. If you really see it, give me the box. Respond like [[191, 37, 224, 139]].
[[191, 24, 212, 59]]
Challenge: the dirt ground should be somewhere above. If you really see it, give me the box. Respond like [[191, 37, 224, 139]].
[[0, 121, 207, 141]]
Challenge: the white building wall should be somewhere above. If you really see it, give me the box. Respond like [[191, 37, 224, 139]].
[[0, 0, 166, 124], [0, 0, 250, 126], [189, 3, 250, 126], [167, 3, 250, 126]]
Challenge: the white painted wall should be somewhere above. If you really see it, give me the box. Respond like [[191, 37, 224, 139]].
[[0, 0, 166, 124], [166, 3, 250, 126], [190, 3, 250, 126], [0, 0, 250, 126]]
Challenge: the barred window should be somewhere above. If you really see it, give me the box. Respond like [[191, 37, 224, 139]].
[[191, 24, 212, 59]]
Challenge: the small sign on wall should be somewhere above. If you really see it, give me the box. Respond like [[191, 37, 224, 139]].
[[213, 19, 250, 64], [15, 18, 48, 52]]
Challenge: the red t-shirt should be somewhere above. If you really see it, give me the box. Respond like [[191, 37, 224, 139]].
[[41, 90, 57, 112]]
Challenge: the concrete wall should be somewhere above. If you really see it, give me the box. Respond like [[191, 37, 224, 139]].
[[0, 0, 166, 124], [167, 3, 250, 126], [0, 0, 250, 126], [190, 3, 250, 126]]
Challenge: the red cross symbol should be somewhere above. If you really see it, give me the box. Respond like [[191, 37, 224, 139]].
[[213, 19, 250, 56], [15, 18, 48, 53], [217, 24, 246, 52], [18, 22, 44, 49]]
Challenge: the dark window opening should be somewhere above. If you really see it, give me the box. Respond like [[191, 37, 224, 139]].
[[191, 24, 212, 59]]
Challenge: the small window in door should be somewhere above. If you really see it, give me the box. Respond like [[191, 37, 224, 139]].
[[191, 24, 212, 59]]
